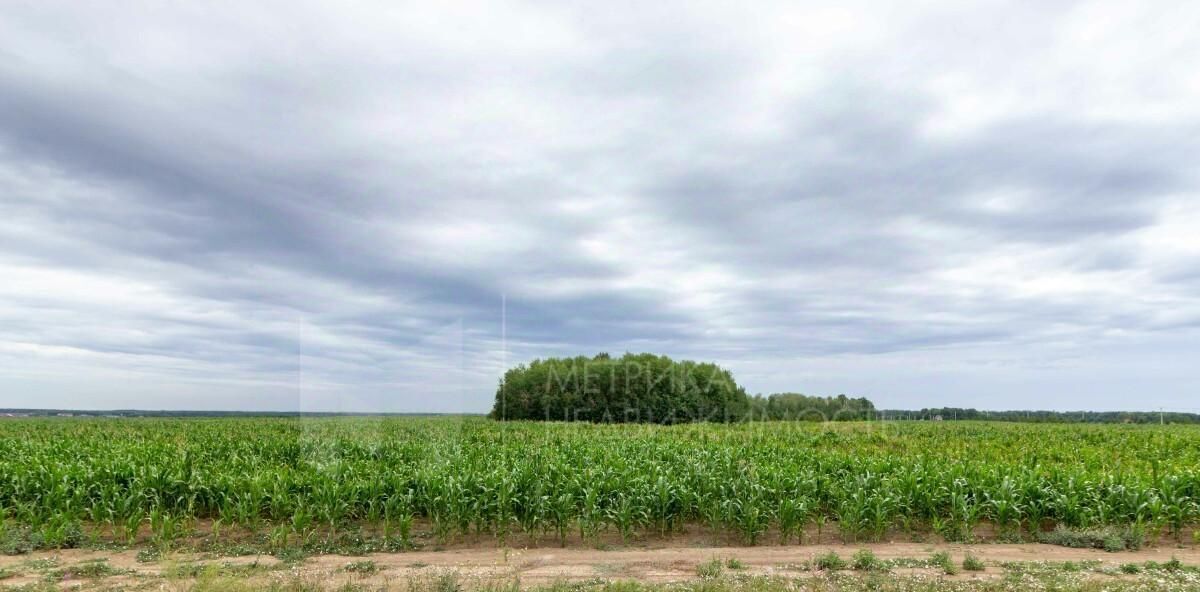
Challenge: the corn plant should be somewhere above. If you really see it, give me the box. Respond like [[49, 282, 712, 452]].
[[777, 497, 809, 544], [0, 417, 1197, 551]]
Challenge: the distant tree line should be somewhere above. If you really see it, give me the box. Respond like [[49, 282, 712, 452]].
[[879, 407, 1200, 424], [0, 409, 466, 418], [745, 393, 876, 421]]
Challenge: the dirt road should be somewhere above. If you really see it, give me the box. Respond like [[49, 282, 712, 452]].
[[2, 541, 1197, 589]]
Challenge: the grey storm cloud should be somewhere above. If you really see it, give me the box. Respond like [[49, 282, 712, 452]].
[[1, 0, 1198, 412]]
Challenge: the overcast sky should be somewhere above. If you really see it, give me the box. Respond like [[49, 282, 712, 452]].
[[1, 1, 1198, 412]]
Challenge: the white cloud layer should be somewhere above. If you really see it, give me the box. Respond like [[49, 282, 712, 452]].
[[0, 0, 1197, 411]]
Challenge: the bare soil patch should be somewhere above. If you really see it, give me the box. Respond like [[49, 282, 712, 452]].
[[304, 542, 1199, 584], [4, 541, 1195, 590]]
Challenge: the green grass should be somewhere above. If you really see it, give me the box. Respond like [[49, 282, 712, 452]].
[[697, 559, 724, 579], [342, 560, 379, 575], [814, 551, 847, 571], [929, 551, 958, 575], [962, 553, 985, 572], [1036, 525, 1145, 551], [21, 557, 59, 570], [136, 547, 162, 563], [45, 558, 131, 580], [169, 570, 1200, 591], [851, 549, 883, 571], [164, 561, 213, 579]]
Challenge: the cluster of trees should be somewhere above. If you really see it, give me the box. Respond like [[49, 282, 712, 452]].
[[489, 353, 750, 423], [745, 393, 876, 421], [489, 353, 883, 424]]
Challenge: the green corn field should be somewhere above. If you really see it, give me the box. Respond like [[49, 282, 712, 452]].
[[0, 417, 1197, 551]]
